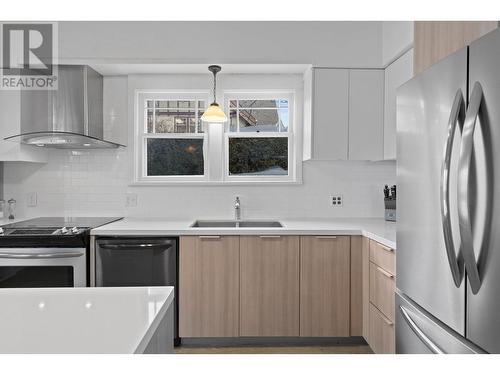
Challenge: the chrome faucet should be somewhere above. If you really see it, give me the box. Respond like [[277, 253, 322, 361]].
[[234, 196, 241, 221]]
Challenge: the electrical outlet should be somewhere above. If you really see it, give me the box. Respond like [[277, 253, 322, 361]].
[[27, 192, 37, 207], [125, 193, 137, 207], [331, 194, 343, 207]]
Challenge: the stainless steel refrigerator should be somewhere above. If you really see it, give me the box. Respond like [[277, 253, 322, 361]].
[[396, 28, 500, 354]]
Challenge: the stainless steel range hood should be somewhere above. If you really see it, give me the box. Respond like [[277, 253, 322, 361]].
[[4, 65, 124, 149]]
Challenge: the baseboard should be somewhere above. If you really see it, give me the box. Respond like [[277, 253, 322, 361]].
[[180, 336, 367, 347]]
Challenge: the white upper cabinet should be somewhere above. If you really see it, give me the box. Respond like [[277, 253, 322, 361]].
[[0, 91, 47, 162], [303, 68, 384, 161], [384, 49, 414, 160], [348, 70, 384, 160], [308, 68, 349, 160]]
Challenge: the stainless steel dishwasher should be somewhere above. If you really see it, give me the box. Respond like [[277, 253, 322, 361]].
[[94, 237, 179, 344]]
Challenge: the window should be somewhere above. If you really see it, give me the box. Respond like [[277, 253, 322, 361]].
[[225, 93, 294, 181], [136, 92, 208, 182], [134, 87, 300, 185]]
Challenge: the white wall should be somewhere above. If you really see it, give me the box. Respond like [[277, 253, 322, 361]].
[[58, 21, 384, 68], [382, 21, 414, 66]]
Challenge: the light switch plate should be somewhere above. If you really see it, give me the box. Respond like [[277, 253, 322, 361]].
[[125, 193, 137, 207], [27, 192, 37, 207]]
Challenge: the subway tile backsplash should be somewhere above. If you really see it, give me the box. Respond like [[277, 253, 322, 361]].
[[4, 149, 395, 219]]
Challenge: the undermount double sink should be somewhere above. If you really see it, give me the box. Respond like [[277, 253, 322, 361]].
[[191, 220, 283, 228]]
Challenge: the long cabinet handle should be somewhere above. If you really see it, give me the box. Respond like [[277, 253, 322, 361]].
[[377, 243, 394, 252], [376, 265, 394, 279], [399, 306, 444, 354], [458, 82, 484, 294], [440, 89, 465, 288], [99, 243, 172, 250], [199, 236, 221, 239], [259, 235, 281, 239], [315, 236, 337, 239], [380, 312, 394, 327]]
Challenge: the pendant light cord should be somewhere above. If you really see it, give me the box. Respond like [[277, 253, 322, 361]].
[[213, 70, 217, 104]]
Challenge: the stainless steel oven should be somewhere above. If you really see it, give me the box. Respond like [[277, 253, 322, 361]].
[[0, 247, 86, 287]]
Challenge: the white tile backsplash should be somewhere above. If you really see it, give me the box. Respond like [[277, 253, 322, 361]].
[[4, 148, 395, 219]]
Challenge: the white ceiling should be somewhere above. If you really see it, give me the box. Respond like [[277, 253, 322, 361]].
[[89, 63, 311, 76]]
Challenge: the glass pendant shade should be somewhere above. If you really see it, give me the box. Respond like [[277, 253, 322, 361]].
[[201, 102, 227, 123]]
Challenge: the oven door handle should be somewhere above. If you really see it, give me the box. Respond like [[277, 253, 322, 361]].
[[0, 251, 84, 259]]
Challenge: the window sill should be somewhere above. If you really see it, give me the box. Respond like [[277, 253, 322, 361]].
[[129, 179, 303, 187]]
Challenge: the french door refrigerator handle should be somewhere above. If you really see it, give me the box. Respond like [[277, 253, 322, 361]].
[[399, 306, 445, 354], [440, 89, 465, 287], [458, 81, 483, 294]]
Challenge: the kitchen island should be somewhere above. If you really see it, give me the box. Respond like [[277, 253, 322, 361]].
[[0, 286, 175, 354]]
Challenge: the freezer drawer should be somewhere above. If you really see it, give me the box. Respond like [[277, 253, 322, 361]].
[[396, 291, 484, 354]]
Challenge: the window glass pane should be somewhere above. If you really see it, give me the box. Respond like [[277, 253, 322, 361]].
[[155, 100, 195, 108], [239, 108, 288, 132], [228, 137, 288, 176], [147, 138, 204, 176], [238, 99, 288, 108], [146, 100, 153, 108], [147, 109, 153, 133], [155, 109, 196, 133], [229, 100, 238, 108], [229, 109, 237, 132], [198, 100, 205, 109]]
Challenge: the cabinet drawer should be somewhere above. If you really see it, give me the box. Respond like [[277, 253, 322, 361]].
[[369, 262, 395, 321], [369, 240, 395, 274], [369, 303, 395, 354]]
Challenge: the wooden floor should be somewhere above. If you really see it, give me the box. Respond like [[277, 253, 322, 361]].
[[175, 345, 373, 354]]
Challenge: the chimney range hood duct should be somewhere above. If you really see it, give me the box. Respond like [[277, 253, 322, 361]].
[[4, 65, 124, 149]]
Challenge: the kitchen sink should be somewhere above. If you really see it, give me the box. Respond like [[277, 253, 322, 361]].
[[191, 220, 283, 228]]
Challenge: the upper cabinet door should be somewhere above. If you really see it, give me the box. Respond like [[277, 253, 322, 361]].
[[312, 68, 349, 160], [348, 70, 384, 160], [384, 49, 413, 160], [414, 21, 497, 76]]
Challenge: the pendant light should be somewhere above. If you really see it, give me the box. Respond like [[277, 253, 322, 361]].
[[201, 65, 227, 123]]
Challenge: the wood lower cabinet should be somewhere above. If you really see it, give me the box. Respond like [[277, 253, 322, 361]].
[[179, 236, 240, 337], [300, 235, 351, 337], [369, 262, 395, 322], [369, 303, 395, 354], [365, 239, 396, 353], [240, 236, 300, 336]]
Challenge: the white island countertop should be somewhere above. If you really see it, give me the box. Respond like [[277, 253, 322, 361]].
[[0, 286, 174, 354], [91, 217, 396, 249]]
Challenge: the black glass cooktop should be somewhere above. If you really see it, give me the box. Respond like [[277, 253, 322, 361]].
[[1, 217, 122, 230]]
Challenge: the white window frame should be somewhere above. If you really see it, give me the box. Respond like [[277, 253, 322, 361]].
[[223, 90, 297, 183], [134, 90, 210, 183]]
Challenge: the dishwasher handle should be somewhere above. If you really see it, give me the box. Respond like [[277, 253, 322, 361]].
[[98, 242, 173, 251]]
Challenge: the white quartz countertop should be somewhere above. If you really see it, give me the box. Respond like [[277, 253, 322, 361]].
[[0, 286, 174, 354], [91, 217, 396, 249]]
